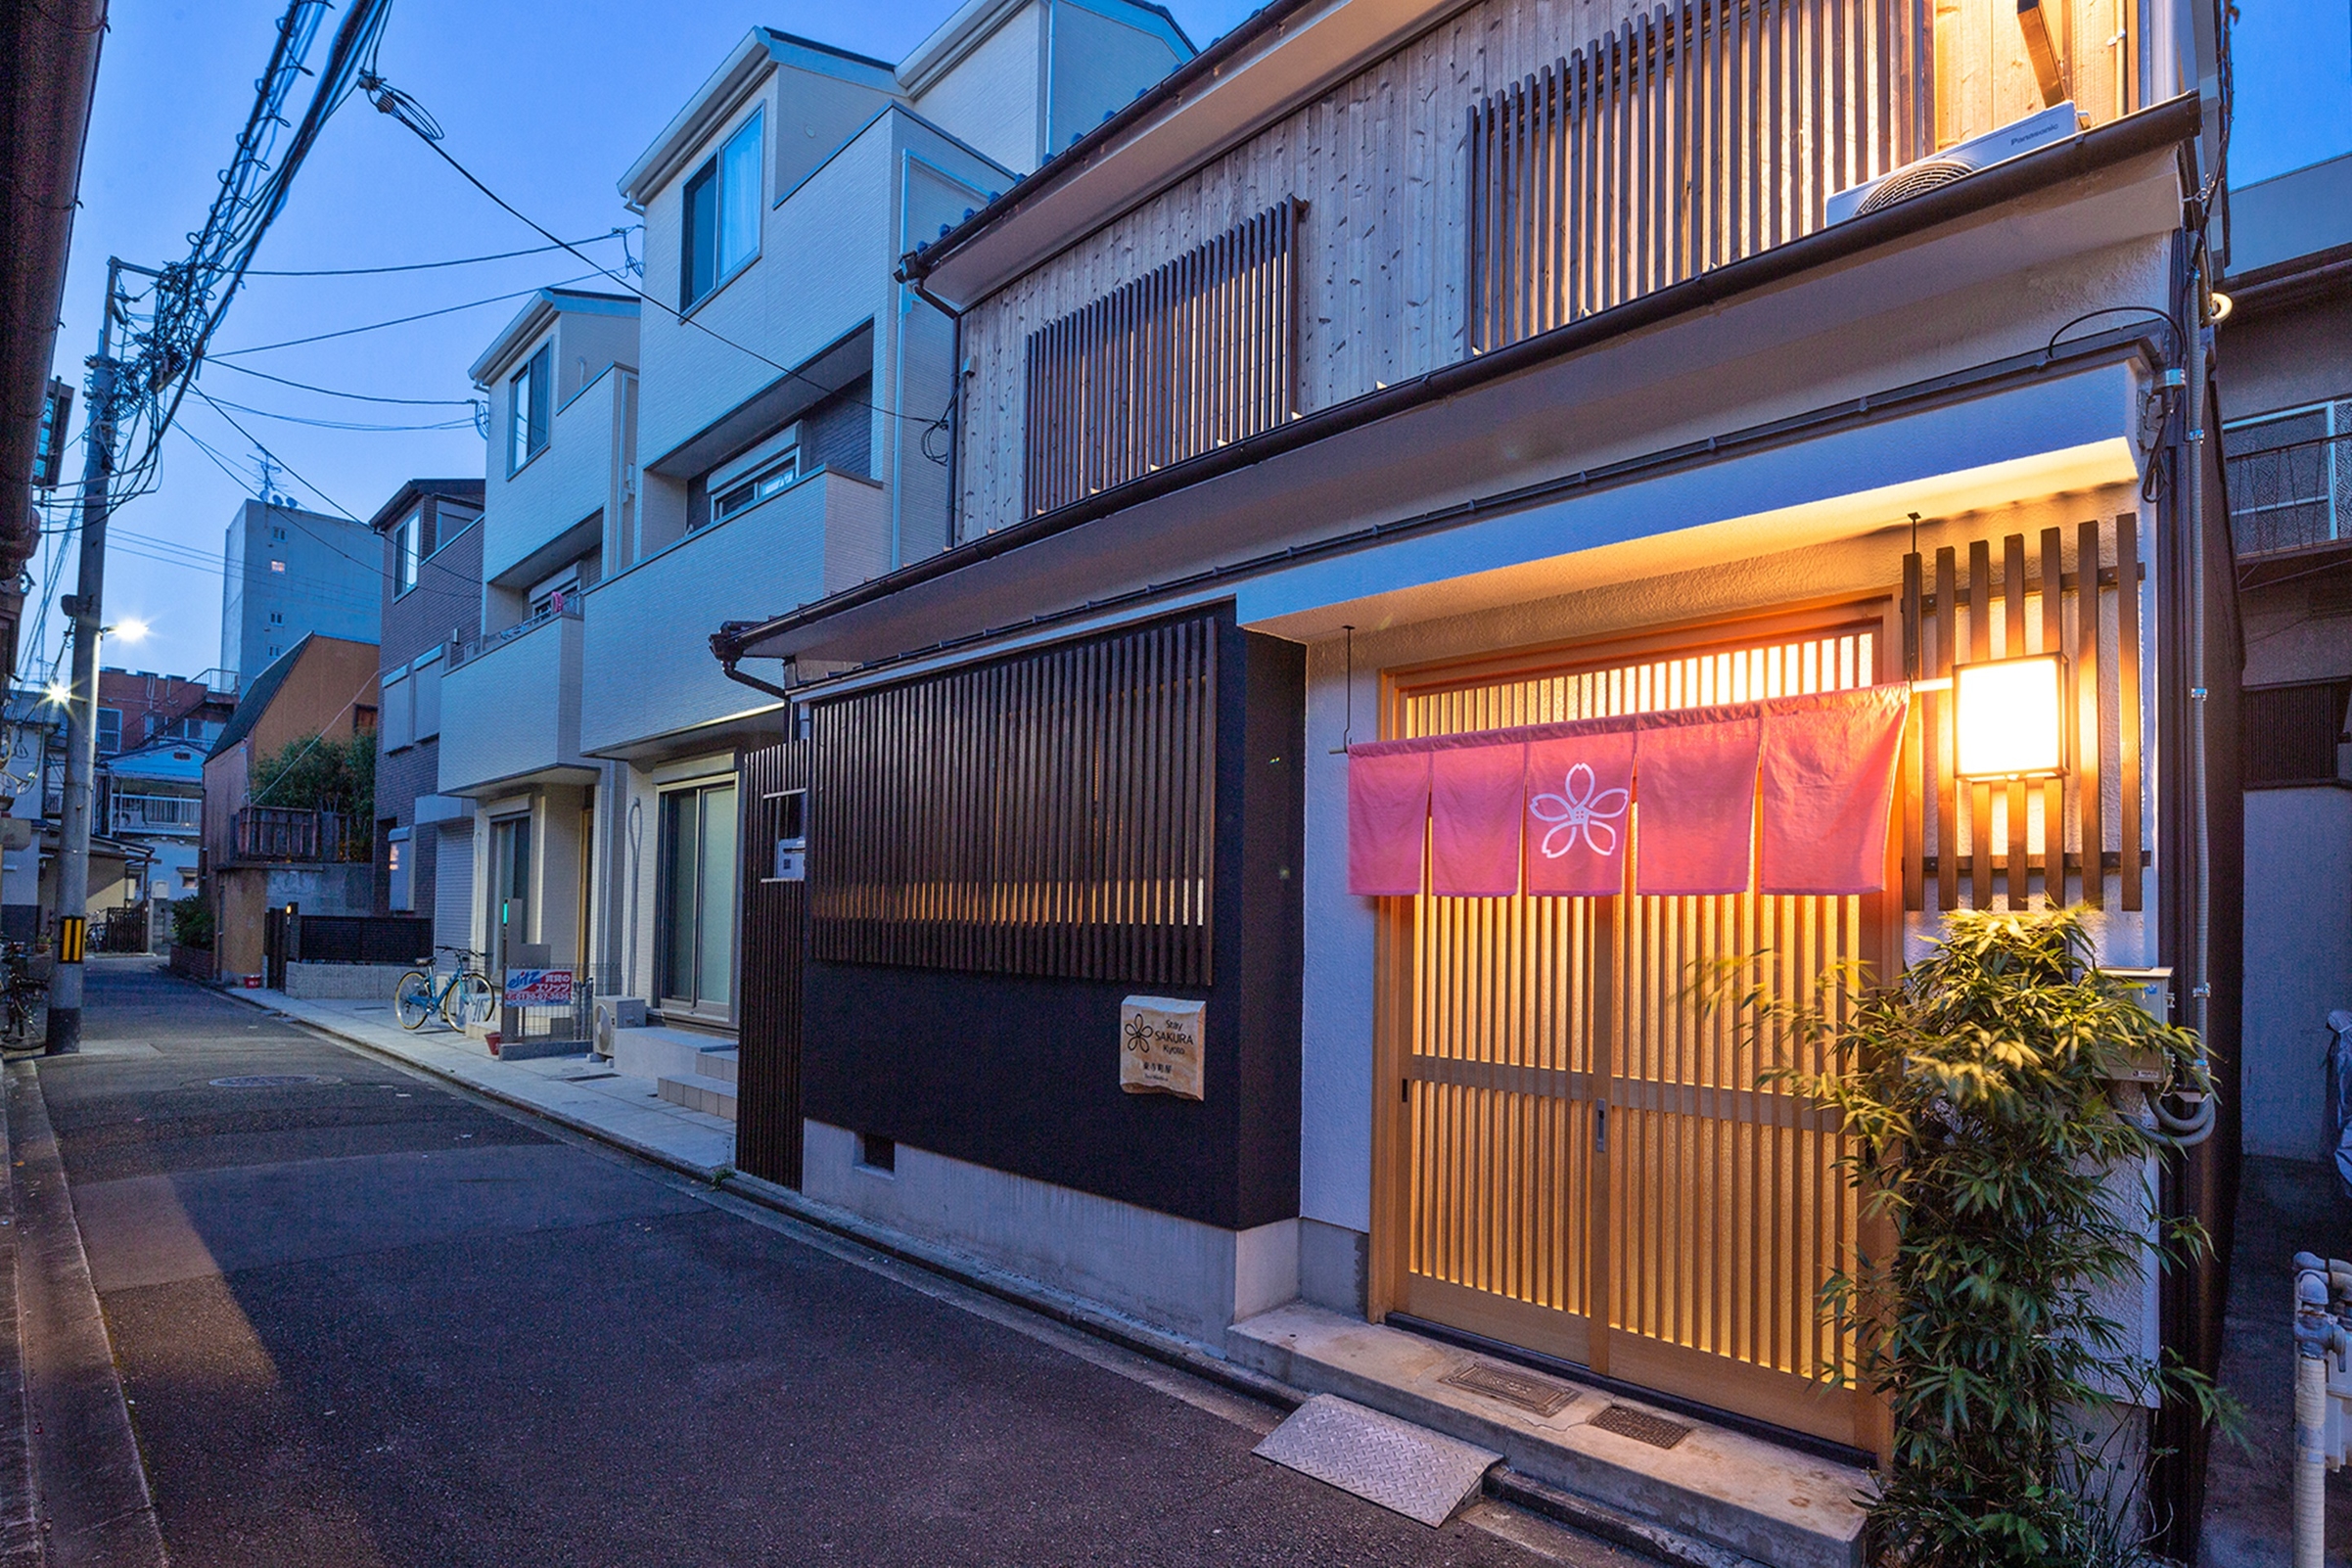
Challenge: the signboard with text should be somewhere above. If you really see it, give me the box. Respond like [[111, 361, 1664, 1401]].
[[502, 968, 574, 1007]]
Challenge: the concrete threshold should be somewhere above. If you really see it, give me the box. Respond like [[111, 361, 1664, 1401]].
[[1229, 1304, 1868, 1568]]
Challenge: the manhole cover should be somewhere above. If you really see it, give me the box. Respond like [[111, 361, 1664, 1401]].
[[1441, 1359, 1577, 1417], [1589, 1404, 1693, 1450], [207, 1075, 338, 1088]]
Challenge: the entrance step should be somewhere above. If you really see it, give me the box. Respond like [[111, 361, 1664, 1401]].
[[1227, 1304, 1867, 1568], [609, 1026, 735, 1085], [656, 1071, 738, 1122], [698, 1048, 738, 1086]]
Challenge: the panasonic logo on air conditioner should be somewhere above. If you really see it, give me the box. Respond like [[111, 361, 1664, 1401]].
[[1825, 101, 2084, 226]]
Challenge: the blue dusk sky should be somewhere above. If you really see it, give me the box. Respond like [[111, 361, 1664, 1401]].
[[32, 0, 2351, 683]]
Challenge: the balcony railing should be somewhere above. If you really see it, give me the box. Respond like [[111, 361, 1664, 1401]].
[[231, 807, 367, 864], [111, 793, 201, 834], [2229, 428, 2352, 558], [449, 597, 581, 672]]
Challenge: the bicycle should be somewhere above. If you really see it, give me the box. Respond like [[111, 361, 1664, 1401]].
[[393, 945, 494, 1032]]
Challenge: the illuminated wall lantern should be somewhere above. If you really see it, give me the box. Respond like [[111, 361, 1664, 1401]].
[[1953, 654, 2067, 779]]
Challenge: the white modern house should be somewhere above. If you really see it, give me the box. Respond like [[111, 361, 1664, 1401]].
[[431, 0, 1194, 1097]]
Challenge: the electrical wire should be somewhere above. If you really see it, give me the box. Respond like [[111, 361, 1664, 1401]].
[[205, 360, 479, 407], [357, 67, 946, 432], [197, 394, 478, 433], [240, 230, 633, 277], [205, 270, 610, 358]]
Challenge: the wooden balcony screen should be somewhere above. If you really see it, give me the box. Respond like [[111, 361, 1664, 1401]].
[[1022, 204, 1299, 518], [1895, 515, 2147, 912], [1467, 0, 1932, 352], [230, 807, 367, 864], [809, 615, 1218, 986]]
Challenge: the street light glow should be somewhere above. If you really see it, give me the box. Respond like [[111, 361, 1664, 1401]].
[[43, 682, 69, 706], [113, 617, 149, 643]]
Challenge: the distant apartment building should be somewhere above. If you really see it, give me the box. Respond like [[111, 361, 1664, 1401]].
[[92, 665, 237, 941], [217, 497, 382, 689], [432, 3, 1190, 1105], [365, 479, 484, 929]]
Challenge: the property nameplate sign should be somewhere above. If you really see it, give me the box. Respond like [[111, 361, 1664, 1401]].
[[1120, 995, 1205, 1100], [503, 969, 574, 1007]]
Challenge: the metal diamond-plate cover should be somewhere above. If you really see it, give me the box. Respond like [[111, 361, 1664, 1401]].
[[1439, 1359, 1577, 1417], [1590, 1403, 1693, 1450], [1253, 1395, 1500, 1526]]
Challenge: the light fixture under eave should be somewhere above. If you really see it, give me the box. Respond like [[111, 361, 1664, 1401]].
[[1954, 654, 2067, 779]]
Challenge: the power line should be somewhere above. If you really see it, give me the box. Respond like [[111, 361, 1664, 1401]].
[[198, 394, 478, 433], [206, 270, 609, 357], [205, 360, 478, 407], [240, 230, 633, 277], [357, 68, 945, 434]]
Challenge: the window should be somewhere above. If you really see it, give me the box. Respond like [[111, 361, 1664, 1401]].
[[711, 453, 797, 524], [810, 615, 1217, 985], [680, 110, 762, 308], [509, 343, 551, 474], [657, 780, 738, 1015], [270, 525, 287, 541], [382, 669, 413, 752], [96, 708, 121, 756], [269, 611, 283, 625], [2227, 399, 2352, 557], [269, 560, 285, 574], [2244, 680, 2351, 786], [1024, 205, 1298, 518], [412, 650, 443, 741], [388, 828, 413, 911], [393, 508, 422, 595]]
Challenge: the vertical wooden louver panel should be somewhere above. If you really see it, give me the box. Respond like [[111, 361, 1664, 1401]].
[[1390, 614, 1885, 1448], [1023, 204, 1299, 517], [1466, 0, 1932, 354], [1893, 516, 2151, 911], [738, 738, 810, 1188], [809, 616, 1217, 986]]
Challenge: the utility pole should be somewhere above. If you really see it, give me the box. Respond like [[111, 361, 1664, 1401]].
[[46, 257, 126, 1054]]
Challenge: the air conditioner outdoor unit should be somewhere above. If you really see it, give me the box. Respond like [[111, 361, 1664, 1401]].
[[1825, 101, 2082, 226]]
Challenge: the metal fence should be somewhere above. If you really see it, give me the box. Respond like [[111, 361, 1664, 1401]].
[[2228, 424, 2352, 557]]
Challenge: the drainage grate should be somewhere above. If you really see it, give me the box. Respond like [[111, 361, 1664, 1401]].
[[1589, 1404, 1693, 1450], [207, 1075, 337, 1088], [1439, 1359, 1577, 1418]]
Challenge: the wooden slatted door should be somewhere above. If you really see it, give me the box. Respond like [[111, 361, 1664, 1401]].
[[1382, 606, 1895, 1453]]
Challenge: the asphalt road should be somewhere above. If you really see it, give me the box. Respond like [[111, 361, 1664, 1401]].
[[24, 962, 1634, 1568]]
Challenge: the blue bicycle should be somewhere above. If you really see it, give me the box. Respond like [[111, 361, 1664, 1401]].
[[393, 945, 494, 1031]]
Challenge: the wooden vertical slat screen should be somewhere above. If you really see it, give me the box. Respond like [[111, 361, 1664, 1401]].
[[1896, 514, 2149, 911], [809, 616, 1218, 986], [1022, 204, 1299, 518], [1393, 617, 1881, 1443], [1466, 0, 1933, 352], [738, 739, 809, 1187]]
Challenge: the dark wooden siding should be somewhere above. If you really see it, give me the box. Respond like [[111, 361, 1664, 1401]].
[[737, 738, 809, 1186], [1022, 205, 1298, 518], [2241, 679, 2350, 786], [1466, 0, 1932, 353], [809, 615, 1219, 987]]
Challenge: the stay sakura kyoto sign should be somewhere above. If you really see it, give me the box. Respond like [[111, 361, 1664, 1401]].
[[1347, 685, 1909, 899]]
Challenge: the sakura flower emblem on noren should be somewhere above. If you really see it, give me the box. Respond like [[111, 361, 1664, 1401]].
[[1529, 762, 1630, 859]]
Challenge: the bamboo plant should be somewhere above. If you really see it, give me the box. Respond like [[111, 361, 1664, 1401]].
[[1732, 908, 2235, 1567]]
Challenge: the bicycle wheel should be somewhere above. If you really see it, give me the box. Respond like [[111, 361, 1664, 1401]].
[[393, 970, 437, 1030], [443, 972, 493, 1031]]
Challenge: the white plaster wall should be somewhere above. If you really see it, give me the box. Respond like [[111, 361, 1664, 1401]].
[[908, 2, 1041, 173], [803, 1119, 1299, 1346], [437, 615, 583, 794], [484, 368, 622, 587], [2242, 787, 2352, 1163]]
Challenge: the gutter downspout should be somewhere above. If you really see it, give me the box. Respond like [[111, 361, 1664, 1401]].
[[717, 658, 798, 706], [904, 274, 967, 553]]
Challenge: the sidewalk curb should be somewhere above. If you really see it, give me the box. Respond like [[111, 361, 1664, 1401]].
[[4, 1064, 169, 1568], [219, 980, 1697, 1563], [217, 984, 1306, 1415]]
